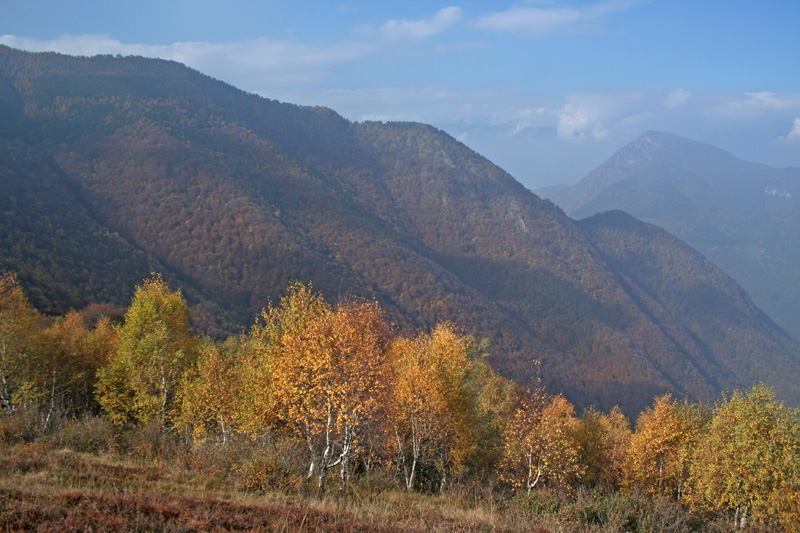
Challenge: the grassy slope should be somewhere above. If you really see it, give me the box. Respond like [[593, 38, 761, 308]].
[[0, 438, 710, 532], [0, 442, 517, 532]]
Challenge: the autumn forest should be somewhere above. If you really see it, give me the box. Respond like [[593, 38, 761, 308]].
[[2, 46, 800, 530], [2, 271, 798, 530]]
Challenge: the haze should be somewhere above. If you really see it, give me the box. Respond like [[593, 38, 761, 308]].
[[2, 0, 798, 189]]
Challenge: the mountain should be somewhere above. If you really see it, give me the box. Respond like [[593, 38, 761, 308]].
[[533, 184, 570, 201], [578, 210, 800, 404], [555, 130, 800, 341], [2, 46, 799, 415]]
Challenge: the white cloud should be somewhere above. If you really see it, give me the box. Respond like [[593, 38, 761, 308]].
[[0, 33, 143, 56], [664, 88, 691, 109], [508, 106, 550, 135], [777, 118, 800, 144], [705, 91, 800, 120], [475, 0, 640, 36], [369, 6, 462, 41], [0, 34, 371, 89], [556, 90, 652, 141], [557, 102, 610, 141]]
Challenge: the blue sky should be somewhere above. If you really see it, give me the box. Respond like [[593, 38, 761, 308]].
[[2, 1, 799, 189]]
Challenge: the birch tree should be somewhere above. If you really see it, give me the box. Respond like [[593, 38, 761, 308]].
[[624, 394, 705, 499], [96, 275, 197, 427], [43, 311, 117, 420], [265, 284, 391, 491], [687, 385, 800, 530], [501, 390, 582, 493], [575, 405, 632, 490], [388, 324, 477, 492], [177, 337, 244, 444], [0, 271, 42, 415]]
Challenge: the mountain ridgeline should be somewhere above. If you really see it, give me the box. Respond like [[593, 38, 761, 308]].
[[553, 130, 800, 342], [1, 46, 798, 415]]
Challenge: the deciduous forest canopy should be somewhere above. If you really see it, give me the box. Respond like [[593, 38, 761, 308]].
[[1, 46, 799, 417], [1, 46, 800, 530]]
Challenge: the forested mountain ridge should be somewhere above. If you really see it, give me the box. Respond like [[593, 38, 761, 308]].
[[554, 130, 800, 341], [578, 210, 800, 405], [1, 45, 799, 415]]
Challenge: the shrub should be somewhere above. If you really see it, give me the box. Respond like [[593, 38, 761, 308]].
[[0, 411, 28, 443], [51, 416, 117, 453], [235, 447, 301, 493]]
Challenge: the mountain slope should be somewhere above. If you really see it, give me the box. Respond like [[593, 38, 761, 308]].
[[578, 210, 799, 404], [2, 46, 799, 414], [555, 130, 800, 340]]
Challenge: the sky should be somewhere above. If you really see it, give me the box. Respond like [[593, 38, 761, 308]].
[[1, 0, 799, 190]]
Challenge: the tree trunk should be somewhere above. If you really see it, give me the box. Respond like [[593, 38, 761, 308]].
[[339, 420, 356, 490], [42, 370, 57, 430], [526, 451, 542, 494], [0, 345, 15, 413], [305, 420, 318, 483], [317, 403, 337, 492], [160, 363, 168, 428], [735, 502, 750, 530], [0, 373, 12, 413], [407, 417, 421, 492], [219, 416, 229, 445], [318, 461, 329, 491]]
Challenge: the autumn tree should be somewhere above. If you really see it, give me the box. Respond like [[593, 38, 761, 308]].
[[320, 299, 392, 488], [43, 311, 117, 419], [177, 336, 244, 444], [624, 394, 707, 499], [0, 271, 85, 433], [234, 286, 320, 441], [261, 284, 392, 490], [387, 324, 477, 492], [501, 390, 582, 493], [96, 275, 197, 427], [0, 272, 41, 414], [468, 352, 524, 477], [687, 385, 800, 530], [246, 282, 328, 480], [574, 406, 632, 490]]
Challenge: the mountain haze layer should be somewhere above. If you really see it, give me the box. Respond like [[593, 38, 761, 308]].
[[1, 46, 799, 415], [556, 130, 800, 341]]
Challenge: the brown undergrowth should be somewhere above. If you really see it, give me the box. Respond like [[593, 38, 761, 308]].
[[0, 441, 531, 532], [0, 416, 713, 532]]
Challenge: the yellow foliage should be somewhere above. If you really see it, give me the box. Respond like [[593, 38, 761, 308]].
[[502, 390, 582, 493], [387, 323, 476, 491], [686, 385, 800, 530], [624, 394, 705, 499]]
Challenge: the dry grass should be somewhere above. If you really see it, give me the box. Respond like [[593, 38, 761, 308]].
[[0, 442, 536, 531], [0, 438, 712, 532]]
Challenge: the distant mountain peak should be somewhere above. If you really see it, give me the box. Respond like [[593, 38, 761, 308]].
[[555, 131, 753, 215], [554, 127, 800, 346]]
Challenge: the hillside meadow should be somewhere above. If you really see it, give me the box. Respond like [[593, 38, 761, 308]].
[[2, 272, 799, 531]]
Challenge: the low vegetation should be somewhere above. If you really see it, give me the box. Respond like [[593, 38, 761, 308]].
[[1, 271, 799, 530]]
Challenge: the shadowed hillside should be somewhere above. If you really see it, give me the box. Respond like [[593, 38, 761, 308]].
[[555, 130, 800, 341], [2, 46, 799, 414]]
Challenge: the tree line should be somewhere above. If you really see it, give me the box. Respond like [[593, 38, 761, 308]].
[[1, 271, 798, 529]]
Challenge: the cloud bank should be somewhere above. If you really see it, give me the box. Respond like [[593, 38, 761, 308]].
[[372, 6, 462, 41], [475, 0, 641, 36]]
